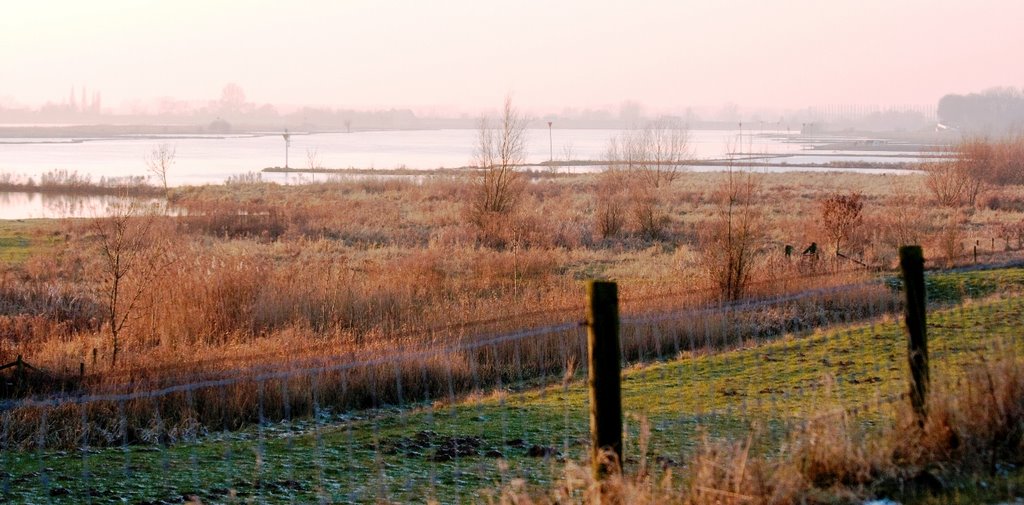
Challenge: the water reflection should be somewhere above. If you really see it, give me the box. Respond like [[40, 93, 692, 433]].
[[0, 192, 164, 220]]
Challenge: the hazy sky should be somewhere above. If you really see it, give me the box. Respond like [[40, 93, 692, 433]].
[[3, 0, 1023, 114]]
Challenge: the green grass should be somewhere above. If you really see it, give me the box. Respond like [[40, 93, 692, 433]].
[[0, 219, 63, 264], [924, 266, 1024, 303], [3, 280, 1022, 503]]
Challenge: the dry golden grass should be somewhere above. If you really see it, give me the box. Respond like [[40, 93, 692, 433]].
[[1, 168, 1023, 446], [488, 352, 1024, 504]]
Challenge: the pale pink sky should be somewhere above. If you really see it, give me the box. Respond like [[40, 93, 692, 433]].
[[2, 0, 1022, 114]]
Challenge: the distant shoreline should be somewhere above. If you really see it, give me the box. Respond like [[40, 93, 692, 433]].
[[0, 123, 954, 144], [262, 157, 925, 176]]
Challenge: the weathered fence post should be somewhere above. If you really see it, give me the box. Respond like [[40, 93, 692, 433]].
[[15, 354, 25, 392], [587, 280, 622, 479], [899, 246, 929, 425]]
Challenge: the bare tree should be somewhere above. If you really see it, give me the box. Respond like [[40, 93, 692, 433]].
[[924, 158, 968, 207], [634, 119, 691, 189], [607, 119, 691, 186], [820, 191, 864, 255], [598, 119, 689, 240], [698, 168, 763, 301], [957, 138, 992, 206], [469, 95, 527, 236], [145, 143, 175, 199], [923, 157, 971, 208], [307, 147, 323, 170], [92, 200, 169, 367], [878, 178, 926, 255]]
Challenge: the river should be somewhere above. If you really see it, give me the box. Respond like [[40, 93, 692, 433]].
[[0, 128, 930, 218], [0, 128, 930, 185]]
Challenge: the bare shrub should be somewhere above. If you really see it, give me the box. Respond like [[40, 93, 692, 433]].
[[599, 120, 689, 240], [306, 147, 322, 170], [964, 135, 1024, 186], [989, 134, 1024, 185], [998, 219, 1024, 249], [819, 191, 864, 256], [469, 95, 527, 245], [981, 188, 1024, 212], [91, 200, 172, 367], [956, 138, 992, 206], [629, 183, 670, 241], [925, 136, 1024, 207], [936, 212, 965, 266], [698, 170, 763, 301], [608, 119, 691, 189], [923, 157, 970, 207], [144, 143, 175, 199], [595, 169, 628, 240]]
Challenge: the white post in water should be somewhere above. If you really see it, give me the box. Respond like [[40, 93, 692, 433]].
[[282, 128, 292, 169], [547, 121, 553, 163]]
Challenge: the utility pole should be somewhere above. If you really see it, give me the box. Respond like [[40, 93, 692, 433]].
[[547, 121, 553, 163], [282, 128, 291, 169]]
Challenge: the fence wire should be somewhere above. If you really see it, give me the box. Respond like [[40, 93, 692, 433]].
[[1, 263, 1022, 503]]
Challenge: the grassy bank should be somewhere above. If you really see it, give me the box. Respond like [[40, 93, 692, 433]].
[[3, 286, 1022, 503], [0, 219, 64, 264]]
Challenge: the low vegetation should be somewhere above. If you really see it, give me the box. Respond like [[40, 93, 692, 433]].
[[2, 280, 1022, 503], [0, 141, 1020, 405], [0, 136, 1022, 502], [0, 169, 161, 197]]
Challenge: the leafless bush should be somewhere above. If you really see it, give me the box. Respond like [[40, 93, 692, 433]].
[[599, 120, 689, 240], [91, 200, 172, 367], [936, 212, 965, 267], [144, 143, 175, 198], [607, 119, 691, 189], [594, 169, 628, 240], [629, 183, 670, 241], [819, 191, 864, 256], [924, 136, 1024, 207], [698, 169, 763, 301], [924, 158, 970, 207], [469, 95, 527, 245], [306, 147, 323, 171]]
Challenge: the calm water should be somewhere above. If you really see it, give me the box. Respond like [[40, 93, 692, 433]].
[[0, 128, 923, 185], [0, 192, 159, 220], [0, 128, 923, 218]]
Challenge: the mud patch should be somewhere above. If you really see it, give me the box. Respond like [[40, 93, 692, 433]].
[[379, 430, 492, 462]]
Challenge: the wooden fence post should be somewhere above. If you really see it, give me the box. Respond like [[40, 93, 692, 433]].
[[899, 246, 929, 425], [15, 354, 24, 392], [587, 280, 622, 479]]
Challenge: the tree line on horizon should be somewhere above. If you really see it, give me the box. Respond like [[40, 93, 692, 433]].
[[938, 87, 1024, 135]]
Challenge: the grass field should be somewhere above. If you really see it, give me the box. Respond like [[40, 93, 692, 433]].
[[3, 267, 1022, 504], [0, 219, 63, 264]]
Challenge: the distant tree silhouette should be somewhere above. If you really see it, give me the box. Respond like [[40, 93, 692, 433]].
[[938, 87, 1024, 135]]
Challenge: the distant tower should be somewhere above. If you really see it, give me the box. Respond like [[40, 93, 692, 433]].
[[81, 86, 87, 113], [69, 86, 77, 109]]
